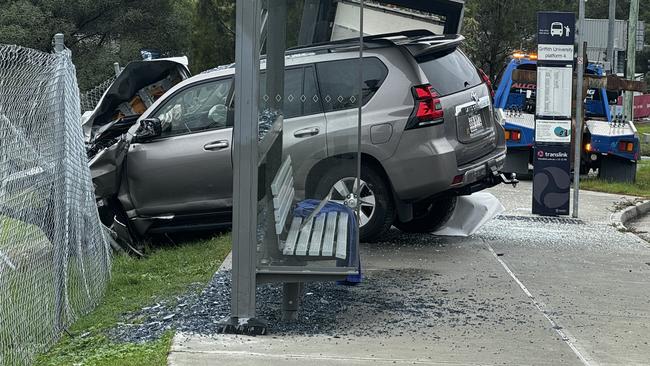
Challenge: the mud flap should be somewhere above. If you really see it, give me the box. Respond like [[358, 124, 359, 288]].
[[504, 149, 530, 178], [599, 156, 637, 183], [433, 192, 505, 237]]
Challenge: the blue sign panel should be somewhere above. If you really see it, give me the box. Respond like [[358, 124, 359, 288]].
[[537, 12, 576, 45]]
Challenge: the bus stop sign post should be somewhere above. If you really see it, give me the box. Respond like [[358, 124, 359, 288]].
[[533, 11, 576, 217]]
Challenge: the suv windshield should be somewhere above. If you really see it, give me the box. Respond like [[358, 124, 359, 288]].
[[418, 49, 482, 96]]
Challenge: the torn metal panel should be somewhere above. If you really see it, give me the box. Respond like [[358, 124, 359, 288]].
[[433, 192, 505, 237], [82, 57, 190, 143]]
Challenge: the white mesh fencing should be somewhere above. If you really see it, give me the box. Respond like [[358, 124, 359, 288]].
[[80, 76, 116, 113], [0, 44, 111, 365]]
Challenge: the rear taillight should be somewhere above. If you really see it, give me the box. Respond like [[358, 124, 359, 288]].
[[406, 84, 444, 130], [505, 129, 521, 141], [618, 141, 635, 153], [478, 68, 494, 98]]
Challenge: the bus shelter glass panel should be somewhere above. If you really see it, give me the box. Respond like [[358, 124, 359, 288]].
[[256, 0, 363, 278]]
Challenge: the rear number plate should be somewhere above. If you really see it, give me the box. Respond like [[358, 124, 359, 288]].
[[468, 114, 483, 135]]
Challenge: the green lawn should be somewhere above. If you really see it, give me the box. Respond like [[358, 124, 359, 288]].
[[35, 234, 232, 366], [581, 159, 650, 198], [0, 216, 56, 366], [638, 122, 650, 156]]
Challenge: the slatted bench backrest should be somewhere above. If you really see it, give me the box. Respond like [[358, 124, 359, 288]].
[[270, 156, 295, 236], [269, 157, 349, 260]]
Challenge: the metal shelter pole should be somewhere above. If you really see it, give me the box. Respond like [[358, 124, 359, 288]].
[[624, 0, 639, 121], [231, 0, 261, 322], [355, 1, 364, 228], [607, 0, 617, 74], [52, 32, 66, 333], [572, 1, 585, 219]]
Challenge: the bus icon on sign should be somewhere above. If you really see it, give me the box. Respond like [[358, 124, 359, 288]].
[[551, 22, 564, 36]]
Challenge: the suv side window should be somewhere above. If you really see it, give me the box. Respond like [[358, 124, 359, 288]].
[[154, 78, 233, 137], [316, 58, 388, 112], [260, 67, 323, 119]]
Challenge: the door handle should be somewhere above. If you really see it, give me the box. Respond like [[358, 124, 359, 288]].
[[204, 140, 229, 151], [293, 127, 320, 138]]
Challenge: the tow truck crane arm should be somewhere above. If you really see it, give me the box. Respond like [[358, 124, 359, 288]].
[[511, 69, 646, 93]]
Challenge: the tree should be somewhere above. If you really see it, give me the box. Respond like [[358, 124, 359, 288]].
[[0, 0, 193, 90], [190, 0, 235, 74], [462, 0, 576, 83]]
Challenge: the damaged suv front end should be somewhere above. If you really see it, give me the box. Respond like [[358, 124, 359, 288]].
[[86, 58, 190, 248]]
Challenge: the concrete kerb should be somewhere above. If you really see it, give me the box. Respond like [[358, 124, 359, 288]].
[[610, 199, 650, 231], [218, 252, 233, 272]]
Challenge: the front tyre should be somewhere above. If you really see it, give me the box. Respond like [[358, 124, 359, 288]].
[[314, 164, 394, 242], [394, 196, 457, 233]]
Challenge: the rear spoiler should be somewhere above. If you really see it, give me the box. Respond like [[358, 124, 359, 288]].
[[285, 30, 464, 57], [383, 33, 465, 58]]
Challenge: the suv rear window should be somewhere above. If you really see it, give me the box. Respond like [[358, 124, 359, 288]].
[[418, 49, 482, 96]]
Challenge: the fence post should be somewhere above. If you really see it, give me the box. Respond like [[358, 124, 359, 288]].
[[52, 32, 67, 332]]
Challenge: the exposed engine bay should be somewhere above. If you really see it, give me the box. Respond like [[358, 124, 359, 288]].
[[83, 58, 191, 159]]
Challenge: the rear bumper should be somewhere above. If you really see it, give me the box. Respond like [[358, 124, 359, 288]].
[[384, 126, 506, 202], [445, 147, 507, 196]]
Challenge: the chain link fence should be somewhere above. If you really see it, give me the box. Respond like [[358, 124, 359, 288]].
[[80, 76, 116, 113], [0, 42, 111, 365]]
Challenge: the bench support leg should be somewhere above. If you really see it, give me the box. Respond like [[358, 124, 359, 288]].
[[282, 282, 303, 321]]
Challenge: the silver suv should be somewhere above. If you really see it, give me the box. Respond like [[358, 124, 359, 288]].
[[88, 32, 508, 244]]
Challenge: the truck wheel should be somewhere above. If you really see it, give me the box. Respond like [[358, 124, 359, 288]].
[[314, 164, 395, 243], [394, 196, 457, 233], [598, 156, 636, 183]]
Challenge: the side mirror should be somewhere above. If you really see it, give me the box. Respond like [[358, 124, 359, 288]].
[[133, 118, 162, 142]]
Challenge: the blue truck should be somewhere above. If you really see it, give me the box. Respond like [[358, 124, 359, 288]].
[[493, 54, 640, 182]]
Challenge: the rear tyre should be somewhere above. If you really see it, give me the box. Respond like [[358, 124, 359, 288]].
[[598, 156, 636, 183], [394, 196, 457, 233], [314, 163, 394, 243]]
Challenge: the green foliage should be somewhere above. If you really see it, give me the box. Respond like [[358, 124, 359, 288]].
[[35, 234, 232, 366], [190, 0, 235, 74], [462, 0, 576, 82], [637, 123, 650, 156], [463, 0, 650, 82], [37, 332, 174, 366], [0, 0, 193, 91]]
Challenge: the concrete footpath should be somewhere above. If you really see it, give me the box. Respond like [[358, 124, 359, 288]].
[[169, 182, 650, 366]]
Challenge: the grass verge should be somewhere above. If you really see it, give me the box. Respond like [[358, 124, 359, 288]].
[[638, 123, 650, 156], [581, 159, 650, 198], [35, 234, 231, 366]]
